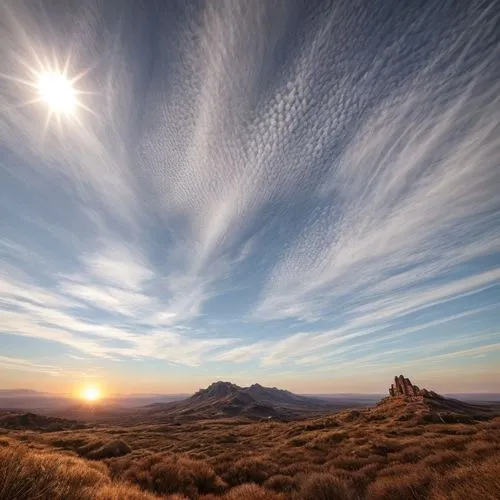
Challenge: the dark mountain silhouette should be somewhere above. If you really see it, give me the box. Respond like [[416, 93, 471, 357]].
[[146, 381, 341, 421], [191, 381, 325, 405]]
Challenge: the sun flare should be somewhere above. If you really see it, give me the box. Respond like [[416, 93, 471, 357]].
[[0, 48, 95, 133], [81, 386, 101, 402], [37, 72, 76, 113]]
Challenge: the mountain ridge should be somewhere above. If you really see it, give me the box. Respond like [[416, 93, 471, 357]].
[[146, 380, 335, 421]]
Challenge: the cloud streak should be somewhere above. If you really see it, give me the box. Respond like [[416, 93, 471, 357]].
[[0, 355, 62, 376], [0, 0, 499, 387]]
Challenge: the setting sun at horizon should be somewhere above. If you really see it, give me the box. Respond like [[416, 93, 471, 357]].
[[80, 385, 102, 402]]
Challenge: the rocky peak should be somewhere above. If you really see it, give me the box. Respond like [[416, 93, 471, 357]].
[[192, 381, 241, 400], [389, 375, 442, 399]]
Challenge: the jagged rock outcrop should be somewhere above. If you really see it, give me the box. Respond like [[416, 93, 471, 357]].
[[192, 381, 240, 401], [389, 375, 442, 399]]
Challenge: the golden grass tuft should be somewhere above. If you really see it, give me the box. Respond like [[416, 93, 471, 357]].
[[298, 473, 356, 500], [428, 455, 500, 500], [91, 483, 159, 499], [78, 439, 132, 459], [0, 444, 154, 499], [223, 456, 278, 486], [223, 483, 284, 499], [263, 474, 297, 493]]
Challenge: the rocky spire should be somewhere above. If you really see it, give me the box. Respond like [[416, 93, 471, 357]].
[[388, 375, 441, 398]]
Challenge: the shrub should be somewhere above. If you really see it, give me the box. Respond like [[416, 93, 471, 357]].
[[304, 419, 339, 431], [224, 457, 278, 486], [51, 437, 89, 450], [216, 434, 238, 444], [92, 483, 159, 499], [289, 437, 307, 446], [466, 439, 496, 456], [370, 440, 402, 455], [77, 440, 104, 455], [389, 445, 427, 464], [299, 473, 356, 500], [421, 451, 461, 470], [224, 483, 283, 499], [119, 454, 225, 496], [318, 431, 348, 444], [78, 440, 132, 459], [330, 457, 369, 471], [89, 440, 132, 460], [263, 474, 296, 493], [433, 436, 468, 451], [366, 469, 431, 500]]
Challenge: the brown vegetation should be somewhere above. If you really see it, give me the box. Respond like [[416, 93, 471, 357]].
[[77, 439, 132, 459], [1, 396, 499, 499], [0, 444, 155, 500]]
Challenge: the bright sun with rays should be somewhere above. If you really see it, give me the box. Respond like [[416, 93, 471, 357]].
[[81, 385, 101, 402], [6, 53, 92, 131], [37, 72, 76, 113]]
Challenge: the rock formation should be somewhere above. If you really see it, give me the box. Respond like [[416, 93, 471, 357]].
[[389, 375, 441, 399]]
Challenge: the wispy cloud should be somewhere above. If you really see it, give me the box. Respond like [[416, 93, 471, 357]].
[[213, 342, 270, 363], [0, 355, 62, 376], [0, 1, 499, 387], [257, 74, 500, 322]]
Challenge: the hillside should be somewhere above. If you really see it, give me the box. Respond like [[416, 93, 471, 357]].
[[145, 381, 338, 421], [377, 375, 500, 424], [0, 411, 85, 431], [1, 375, 499, 499]]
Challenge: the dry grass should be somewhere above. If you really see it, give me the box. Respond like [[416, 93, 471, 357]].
[[111, 454, 226, 497], [78, 439, 132, 459], [0, 443, 156, 500], [298, 473, 356, 499], [222, 483, 283, 499], [1, 402, 499, 499]]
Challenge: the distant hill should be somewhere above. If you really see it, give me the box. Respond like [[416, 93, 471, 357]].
[[0, 389, 46, 395], [0, 390, 74, 412], [192, 381, 326, 406], [444, 393, 500, 403], [0, 411, 85, 431], [146, 381, 352, 421]]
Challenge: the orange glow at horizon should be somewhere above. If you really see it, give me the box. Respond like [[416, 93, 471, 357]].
[[80, 385, 102, 402]]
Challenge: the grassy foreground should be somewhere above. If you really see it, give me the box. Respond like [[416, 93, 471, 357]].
[[1, 398, 499, 499]]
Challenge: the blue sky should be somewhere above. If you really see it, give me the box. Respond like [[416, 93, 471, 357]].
[[0, 0, 499, 394]]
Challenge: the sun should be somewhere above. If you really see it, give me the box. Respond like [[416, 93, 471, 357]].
[[0, 51, 94, 132], [37, 72, 76, 113], [82, 386, 101, 402]]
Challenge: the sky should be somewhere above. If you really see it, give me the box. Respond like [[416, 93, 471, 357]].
[[0, 0, 499, 395]]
